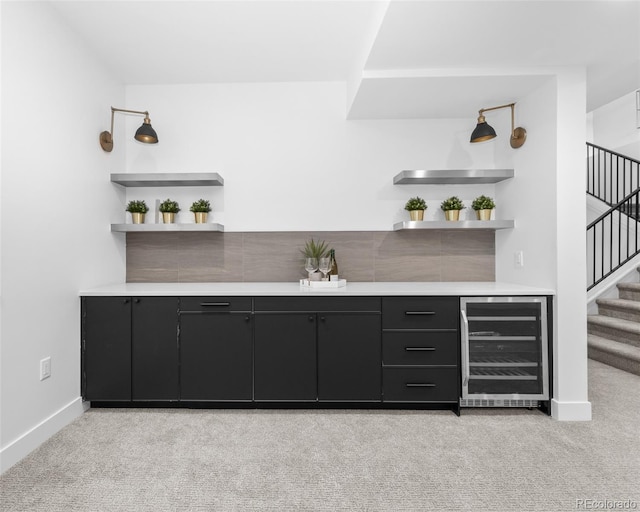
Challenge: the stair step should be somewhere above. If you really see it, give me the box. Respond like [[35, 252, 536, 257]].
[[596, 298, 640, 323], [587, 314, 640, 347], [618, 282, 640, 301], [588, 334, 640, 376]]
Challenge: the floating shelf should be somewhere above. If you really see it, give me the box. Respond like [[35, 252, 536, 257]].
[[393, 220, 514, 231], [393, 169, 514, 185], [111, 223, 224, 233], [110, 172, 224, 187]]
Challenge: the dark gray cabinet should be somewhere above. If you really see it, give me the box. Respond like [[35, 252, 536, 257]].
[[253, 297, 382, 402], [82, 294, 460, 410], [179, 297, 253, 401], [81, 296, 179, 402], [317, 313, 381, 401], [381, 297, 459, 406], [254, 313, 317, 401], [82, 297, 132, 401], [132, 297, 179, 401]]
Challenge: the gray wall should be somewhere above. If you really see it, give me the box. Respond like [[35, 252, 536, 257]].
[[126, 230, 495, 282]]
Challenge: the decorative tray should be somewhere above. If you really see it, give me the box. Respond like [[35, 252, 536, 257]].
[[299, 279, 347, 288]]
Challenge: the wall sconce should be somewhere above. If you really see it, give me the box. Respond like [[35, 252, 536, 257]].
[[470, 102, 526, 148], [99, 106, 158, 152]]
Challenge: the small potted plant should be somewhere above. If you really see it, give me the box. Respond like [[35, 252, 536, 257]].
[[471, 195, 496, 220], [300, 238, 330, 281], [404, 196, 427, 221], [190, 199, 211, 224], [158, 198, 180, 224], [440, 196, 465, 221], [126, 199, 149, 224]]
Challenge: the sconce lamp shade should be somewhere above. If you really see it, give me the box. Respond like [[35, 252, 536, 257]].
[[470, 115, 497, 143], [100, 107, 158, 152], [470, 102, 526, 148], [134, 116, 158, 144]]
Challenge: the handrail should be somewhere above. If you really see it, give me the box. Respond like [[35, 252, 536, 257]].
[[587, 188, 640, 229], [587, 143, 640, 290], [587, 142, 640, 206], [587, 142, 640, 161]]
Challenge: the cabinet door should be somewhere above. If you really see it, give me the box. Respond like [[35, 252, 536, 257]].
[[254, 313, 316, 401], [180, 313, 253, 400], [82, 297, 132, 401], [132, 297, 179, 401], [317, 313, 381, 401]]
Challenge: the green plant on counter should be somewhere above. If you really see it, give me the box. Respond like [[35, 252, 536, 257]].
[[440, 196, 465, 211], [159, 198, 181, 213], [404, 196, 427, 211], [190, 199, 212, 213], [125, 199, 149, 213], [300, 238, 330, 260], [471, 195, 496, 210]]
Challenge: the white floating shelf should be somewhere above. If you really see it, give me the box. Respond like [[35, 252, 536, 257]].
[[110, 172, 224, 187], [111, 223, 224, 233], [393, 220, 515, 231], [393, 169, 514, 185]]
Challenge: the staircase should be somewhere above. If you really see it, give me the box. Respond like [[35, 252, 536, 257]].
[[587, 269, 640, 376], [586, 143, 640, 376]]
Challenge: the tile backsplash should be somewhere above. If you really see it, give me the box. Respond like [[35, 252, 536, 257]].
[[126, 230, 495, 283]]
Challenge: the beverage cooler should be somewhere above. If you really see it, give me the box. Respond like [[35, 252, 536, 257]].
[[460, 297, 550, 409]]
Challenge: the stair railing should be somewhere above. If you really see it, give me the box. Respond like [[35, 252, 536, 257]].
[[587, 143, 640, 290], [587, 142, 640, 205]]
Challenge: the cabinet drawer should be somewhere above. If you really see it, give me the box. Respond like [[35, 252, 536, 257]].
[[383, 368, 459, 402], [383, 332, 458, 366], [179, 297, 252, 312], [382, 297, 458, 329], [254, 296, 380, 312]]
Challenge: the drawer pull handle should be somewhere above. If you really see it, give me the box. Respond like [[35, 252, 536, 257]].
[[405, 347, 436, 352], [200, 302, 231, 307], [406, 383, 436, 388], [405, 311, 436, 316]]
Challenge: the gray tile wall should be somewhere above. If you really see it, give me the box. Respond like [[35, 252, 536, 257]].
[[126, 230, 495, 282]]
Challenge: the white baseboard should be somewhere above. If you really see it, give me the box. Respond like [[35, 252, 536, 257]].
[[0, 397, 88, 474], [551, 399, 593, 421]]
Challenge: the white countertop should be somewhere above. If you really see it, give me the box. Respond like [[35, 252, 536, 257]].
[[79, 282, 555, 297]]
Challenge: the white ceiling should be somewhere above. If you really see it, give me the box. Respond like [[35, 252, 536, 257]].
[[50, 0, 640, 116]]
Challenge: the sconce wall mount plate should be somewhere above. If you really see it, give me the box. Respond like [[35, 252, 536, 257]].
[[100, 106, 158, 152]]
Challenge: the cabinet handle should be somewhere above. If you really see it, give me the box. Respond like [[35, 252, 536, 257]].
[[134, 298, 140, 303], [405, 347, 435, 352], [320, 316, 326, 322], [200, 302, 231, 307], [405, 311, 435, 316], [245, 316, 251, 322], [406, 383, 436, 388], [309, 316, 314, 322], [123, 299, 130, 304]]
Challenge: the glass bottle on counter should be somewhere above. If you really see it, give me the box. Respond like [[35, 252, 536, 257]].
[[329, 249, 338, 281]]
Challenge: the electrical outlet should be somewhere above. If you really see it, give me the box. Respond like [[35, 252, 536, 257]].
[[40, 357, 51, 381], [515, 250, 524, 268]]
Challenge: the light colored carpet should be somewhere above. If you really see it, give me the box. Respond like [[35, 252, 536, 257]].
[[2, 359, 639, 512]]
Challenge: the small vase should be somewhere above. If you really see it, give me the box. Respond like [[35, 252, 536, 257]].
[[162, 212, 175, 224], [131, 212, 145, 224], [409, 210, 425, 221], [476, 209, 493, 221], [444, 210, 460, 221], [194, 212, 208, 224]]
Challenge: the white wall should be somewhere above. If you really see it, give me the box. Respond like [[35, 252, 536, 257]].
[[1, 2, 125, 472], [124, 82, 513, 230], [589, 90, 640, 160]]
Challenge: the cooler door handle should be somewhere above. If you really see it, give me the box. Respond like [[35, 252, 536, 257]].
[[461, 309, 470, 390]]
